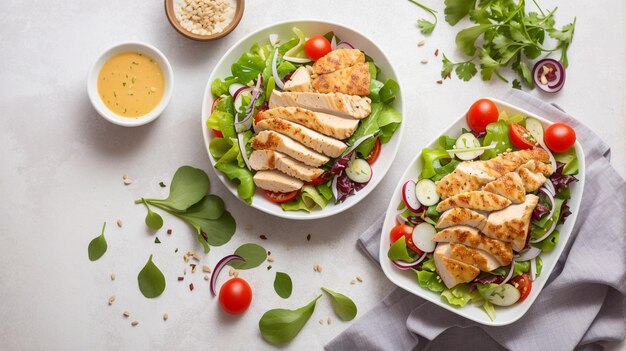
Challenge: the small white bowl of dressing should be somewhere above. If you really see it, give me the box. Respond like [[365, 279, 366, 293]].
[[87, 42, 174, 127]]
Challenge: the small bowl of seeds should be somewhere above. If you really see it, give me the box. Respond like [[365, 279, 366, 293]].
[[165, 0, 244, 41]]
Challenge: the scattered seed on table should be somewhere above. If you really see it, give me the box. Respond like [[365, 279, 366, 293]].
[[420, 59, 429, 64], [163, 313, 168, 321], [116, 219, 123, 228], [356, 276, 363, 282], [204, 274, 209, 281], [189, 283, 194, 291], [306, 234, 311, 241], [167, 229, 172, 235], [244, 224, 253, 230], [314, 264, 322, 273], [122, 175, 132, 185], [202, 264, 211, 273], [192, 253, 201, 261], [319, 319, 324, 325], [177, 276, 184, 281], [110, 273, 116, 281], [259, 234, 267, 240], [267, 257, 274, 263], [183, 268, 187, 275], [436, 80, 443, 84], [123, 311, 130, 317], [190, 264, 197, 273], [350, 279, 356, 285], [434, 49, 439, 56], [418, 40, 426, 47], [108, 295, 116, 306], [327, 317, 332, 325], [131, 320, 138, 327], [183, 254, 189, 262]]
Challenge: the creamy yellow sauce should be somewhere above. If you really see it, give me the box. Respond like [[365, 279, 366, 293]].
[[97, 52, 164, 117]]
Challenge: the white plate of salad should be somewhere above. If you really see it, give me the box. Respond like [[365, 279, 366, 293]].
[[380, 98, 585, 326], [201, 20, 404, 220]]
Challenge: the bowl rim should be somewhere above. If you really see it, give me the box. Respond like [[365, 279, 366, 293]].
[[200, 18, 406, 220], [87, 41, 174, 127], [164, 0, 245, 41], [379, 97, 586, 326]]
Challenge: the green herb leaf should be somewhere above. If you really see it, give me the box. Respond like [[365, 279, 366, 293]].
[[145, 166, 209, 211], [512, 79, 522, 90], [441, 53, 454, 79], [479, 49, 500, 80], [455, 61, 478, 81], [387, 236, 413, 262], [88, 222, 107, 261], [228, 243, 267, 270], [321, 287, 358, 321], [417, 19, 436, 34], [259, 295, 322, 344], [142, 199, 163, 230], [444, 0, 475, 25], [273, 272, 293, 299], [455, 24, 492, 56], [137, 255, 166, 298]]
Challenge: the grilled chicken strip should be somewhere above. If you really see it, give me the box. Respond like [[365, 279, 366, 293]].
[[254, 118, 347, 158], [449, 243, 501, 272], [256, 107, 359, 140], [251, 131, 329, 167], [436, 148, 550, 198], [436, 191, 511, 212], [432, 226, 513, 266], [518, 160, 553, 176], [434, 243, 480, 288], [312, 62, 370, 96], [517, 168, 547, 192], [482, 194, 539, 252], [283, 66, 312, 92], [436, 208, 487, 230], [269, 90, 371, 119], [253, 170, 303, 193], [249, 150, 324, 182], [313, 48, 365, 74], [482, 172, 526, 203]]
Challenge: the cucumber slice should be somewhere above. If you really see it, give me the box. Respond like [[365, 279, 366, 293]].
[[453, 133, 483, 161], [525, 118, 544, 145], [480, 284, 521, 306], [412, 223, 437, 253], [415, 179, 439, 206], [345, 158, 372, 183]]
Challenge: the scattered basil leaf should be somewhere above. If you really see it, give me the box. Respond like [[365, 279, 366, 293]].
[[259, 295, 322, 344], [274, 272, 293, 299], [228, 243, 267, 270], [88, 222, 107, 261], [321, 287, 358, 321], [137, 254, 166, 298], [142, 199, 163, 230], [145, 166, 209, 211]]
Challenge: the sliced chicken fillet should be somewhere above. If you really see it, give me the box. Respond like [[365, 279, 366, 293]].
[[518, 167, 547, 192], [251, 131, 329, 167], [313, 48, 365, 74], [482, 172, 526, 203], [482, 194, 539, 251], [312, 62, 370, 96], [434, 243, 480, 288], [517, 160, 553, 176], [254, 118, 347, 158], [436, 208, 487, 230], [253, 170, 303, 193], [269, 90, 371, 119], [483, 147, 550, 178], [432, 226, 513, 266], [283, 66, 312, 92], [436, 191, 511, 212], [449, 243, 501, 272], [249, 150, 324, 182], [257, 107, 359, 139]]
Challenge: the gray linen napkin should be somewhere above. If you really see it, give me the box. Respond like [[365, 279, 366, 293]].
[[326, 90, 626, 351]]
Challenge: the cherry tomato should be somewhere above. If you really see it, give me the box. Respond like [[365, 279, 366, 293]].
[[212, 129, 224, 138], [306, 175, 330, 186], [254, 111, 264, 125], [263, 189, 299, 203], [467, 99, 499, 133], [211, 97, 224, 137], [544, 122, 576, 153], [304, 35, 332, 61], [509, 123, 538, 149], [389, 224, 423, 255], [510, 273, 532, 303], [211, 97, 221, 112], [219, 277, 252, 314], [367, 139, 382, 165]]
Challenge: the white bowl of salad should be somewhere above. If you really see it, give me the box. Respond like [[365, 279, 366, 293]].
[[201, 20, 404, 219], [380, 98, 584, 326]]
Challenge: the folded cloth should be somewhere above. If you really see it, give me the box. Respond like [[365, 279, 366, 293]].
[[326, 90, 626, 351]]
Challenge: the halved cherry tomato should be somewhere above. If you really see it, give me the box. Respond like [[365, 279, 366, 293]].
[[219, 277, 252, 314], [389, 224, 423, 256], [306, 176, 330, 186], [467, 99, 499, 133], [304, 35, 332, 61], [367, 139, 382, 165], [544, 122, 576, 153], [263, 189, 299, 203], [254, 111, 264, 125], [211, 97, 224, 137], [510, 273, 532, 303], [509, 123, 538, 149]]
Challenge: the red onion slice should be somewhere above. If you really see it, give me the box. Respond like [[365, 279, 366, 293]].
[[336, 41, 355, 49], [538, 187, 556, 219], [272, 49, 284, 89], [210, 254, 245, 296], [543, 180, 556, 196], [499, 260, 516, 286], [516, 246, 542, 261], [392, 252, 428, 270], [342, 132, 378, 156], [530, 187, 558, 243], [530, 258, 537, 281], [237, 132, 252, 170], [530, 218, 557, 244], [228, 83, 245, 97], [396, 214, 408, 225], [532, 58, 565, 93], [283, 55, 311, 64]]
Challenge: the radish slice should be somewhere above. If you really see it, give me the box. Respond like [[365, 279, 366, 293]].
[[336, 41, 355, 49], [271, 49, 284, 89], [415, 179, 439, 206], [533, 58, 565, 93], [402, 180, 421, 212], [210, 254, 245, 296], [516, 246, 542, 261], [484, 284, 521, 306], [345, 159, 372, 183], [453, 133, 483, 160], [412, 223, 437, 253], [228, 83, 245, 97], [392, 252, 428, 270]]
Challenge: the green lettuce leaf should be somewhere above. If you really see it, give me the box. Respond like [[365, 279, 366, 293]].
[[441, 284, 481, 307], [231, 51, 265, 84], [388, 237, 413, 262], [554, 147, 579, 175], [206, 111, 236, 139], [214, 162, 255, 204], [481, 120, 511, 159], [416, 270, 445, 293], [420, 147, 451, 179], [211, 77, 238, 96]]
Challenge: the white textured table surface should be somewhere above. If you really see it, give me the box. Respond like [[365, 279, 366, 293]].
[[1, 0, 624, 350]]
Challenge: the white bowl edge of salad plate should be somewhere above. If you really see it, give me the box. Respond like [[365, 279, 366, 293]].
[[379, 97, 586, 326], [201, 19, 405, 220]]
